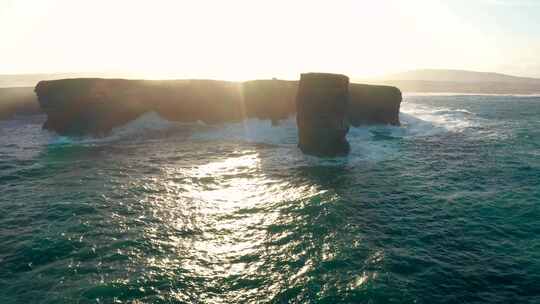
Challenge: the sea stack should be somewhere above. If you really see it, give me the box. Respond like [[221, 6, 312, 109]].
[[296, 73, 350, 156]]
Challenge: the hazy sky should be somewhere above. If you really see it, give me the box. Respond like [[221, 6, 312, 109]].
[[1, 0, 539, 79]]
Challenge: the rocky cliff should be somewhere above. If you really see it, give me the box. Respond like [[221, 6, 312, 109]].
[[34, 77, 401, 136], [348, 84, 401, 126]]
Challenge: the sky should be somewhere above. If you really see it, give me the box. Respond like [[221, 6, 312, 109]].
[[0, 0, 539, 80]]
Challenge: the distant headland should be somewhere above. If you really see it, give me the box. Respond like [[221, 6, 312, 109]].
[[360, 69, 540, 94]]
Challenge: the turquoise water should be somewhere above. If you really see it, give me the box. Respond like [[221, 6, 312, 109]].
[[1, 95, 539, 303]]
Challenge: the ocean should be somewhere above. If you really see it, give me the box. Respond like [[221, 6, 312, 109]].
[[1, 94, 539, 303]]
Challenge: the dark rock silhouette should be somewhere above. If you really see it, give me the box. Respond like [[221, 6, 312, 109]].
[[242, 79, 298, 123], [34, 76, 401, 137], [296, 73, 350, 156], [348, 84, 401, 126]]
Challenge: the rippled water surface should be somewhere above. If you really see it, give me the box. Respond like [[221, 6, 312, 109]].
[[1, 95, 540, 303]]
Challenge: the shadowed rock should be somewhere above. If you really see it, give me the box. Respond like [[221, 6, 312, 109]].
[[36, 79, 242, 135], [296, 73, 350, 156], [34, 76, 401, 137], [242, 79, 298, 124], [348, 84, 402, 126]]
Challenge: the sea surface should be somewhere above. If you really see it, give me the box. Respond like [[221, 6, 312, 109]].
[[1, 95, 539, 303]]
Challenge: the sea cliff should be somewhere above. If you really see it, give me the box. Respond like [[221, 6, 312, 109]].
[[35, 77, 401, 136]]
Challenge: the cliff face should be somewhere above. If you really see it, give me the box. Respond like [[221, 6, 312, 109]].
[[36, 79, 238, 135], [35, 77, 401, 136], [242, 80, 298, 123], [348, 84, 402, 126]]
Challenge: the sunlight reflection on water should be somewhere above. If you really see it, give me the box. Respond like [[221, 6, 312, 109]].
[[130, 150, 329, 301], [3, 96, 538, 303]]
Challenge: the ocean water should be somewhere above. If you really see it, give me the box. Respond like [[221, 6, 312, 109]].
[[1, 95, 539, 303]]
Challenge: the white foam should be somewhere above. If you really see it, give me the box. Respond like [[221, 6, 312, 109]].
[[47, 111, 177, 146], [44, 102, 486, 164], [183, 104, 481, 162], [432, 108, 473, 115], [399, 103, 478, 135], [45, 102, 479, 147], [109, 111, 176, 138], [191, 117, 298, 146]]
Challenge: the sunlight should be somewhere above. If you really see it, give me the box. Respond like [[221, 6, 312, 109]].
[[189, 153, 262, 207], [2, 0, 519, 79], [184, 152, 323, 209], [167, 151, 327, 281]]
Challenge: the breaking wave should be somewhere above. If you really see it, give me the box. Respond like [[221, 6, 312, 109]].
[[399, 103, 480, 136], [45, 102, 485, 161]]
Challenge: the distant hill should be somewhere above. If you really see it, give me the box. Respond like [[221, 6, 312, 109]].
[[363, 69, 540, 94], [380, 69, 540, 83]]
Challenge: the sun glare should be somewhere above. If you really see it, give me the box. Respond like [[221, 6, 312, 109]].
[[0, 0, 499, 80], [1, 0, 537, 78]]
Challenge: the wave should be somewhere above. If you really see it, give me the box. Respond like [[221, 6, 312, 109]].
[[109, 111, 177, 137], [190, 117, 298, 145], [403, 92, 540, 98], [47, 112, 179, 146], [399, 103, 479, 135], [44, 103, 483, 161], [432, 108, 473, 115], [43, 106, 471, 145]]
